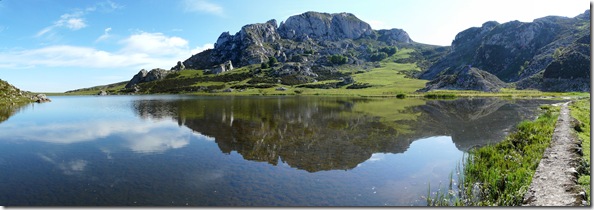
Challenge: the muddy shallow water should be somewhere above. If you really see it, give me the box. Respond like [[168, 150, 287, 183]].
[[0, 95, 559, 206]]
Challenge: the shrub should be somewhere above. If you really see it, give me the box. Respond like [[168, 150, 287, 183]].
[[268, 56, 278, 67], [329, 54, 348, 65], [346, 83, 372, 89], [379, 46, 398, 56], [370, 52, 389, 61]]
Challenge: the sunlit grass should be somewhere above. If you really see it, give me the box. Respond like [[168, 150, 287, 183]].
[[426, 105, 561, 206], [570, 99, 591, 204], [461, 105, 559, 206]]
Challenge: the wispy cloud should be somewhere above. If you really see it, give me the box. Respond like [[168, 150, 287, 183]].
[[95, 27, 112, 42], [182, 0, 225, 17], [36, 0, 123, 38], [36, 11, 88, 37]]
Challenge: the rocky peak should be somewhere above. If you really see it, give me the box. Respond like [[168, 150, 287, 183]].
[[208, 19, 281, 68], [377, 28, 412, 44], [424, 9, 589, 87], [278, 11, 372, 41], [451, 21, 498, 52], [181, 11, 413, 72]]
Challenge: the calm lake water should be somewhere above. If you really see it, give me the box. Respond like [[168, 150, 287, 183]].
[[0, 95, 558, 206]]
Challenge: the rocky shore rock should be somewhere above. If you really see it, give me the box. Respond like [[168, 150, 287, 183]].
[[31, 94, 51, 103]]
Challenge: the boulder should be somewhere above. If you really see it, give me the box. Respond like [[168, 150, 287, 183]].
[[32, 94, 51, 103], [98, 90, 108, 96], [207, 60, 233, 74]]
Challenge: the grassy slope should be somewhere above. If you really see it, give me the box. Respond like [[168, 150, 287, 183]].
[[0, 79, 33, 107], [62, 47, 589, 98], [59, 48, 428, 96], [0, 79, 35, 123]]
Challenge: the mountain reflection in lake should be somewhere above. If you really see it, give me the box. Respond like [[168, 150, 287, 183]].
[[0, 96, 558, 206]]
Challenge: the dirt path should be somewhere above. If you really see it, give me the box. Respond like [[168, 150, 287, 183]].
[[523, 102, 585, 206]]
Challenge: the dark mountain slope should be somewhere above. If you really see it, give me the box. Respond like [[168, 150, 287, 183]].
[[421, 10, 590, 92]]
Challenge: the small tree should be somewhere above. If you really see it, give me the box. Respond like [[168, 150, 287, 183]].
[[261, 62, 270, 69], [268, 56, 278, 67]]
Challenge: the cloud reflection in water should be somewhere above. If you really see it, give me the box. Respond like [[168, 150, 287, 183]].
[[0, 118, 213, 154]]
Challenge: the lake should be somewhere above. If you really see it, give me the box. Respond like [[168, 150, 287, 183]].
[[0, 95, 558, 206]]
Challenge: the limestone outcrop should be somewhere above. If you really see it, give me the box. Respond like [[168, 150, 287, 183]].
[[125, 68, 171, 89]]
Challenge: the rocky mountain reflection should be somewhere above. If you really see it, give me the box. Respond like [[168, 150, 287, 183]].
[[412, 98, 552, 151], [132, 97, 554, 172]]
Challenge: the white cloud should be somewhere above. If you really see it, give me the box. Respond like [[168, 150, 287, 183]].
[[1, 31, 196, 69], [65, 17, 87, 30], [182, 0, 224, 16], [0, 45, 129, 68], [120, 32, 189, 56], [191, 43, 214, 55]]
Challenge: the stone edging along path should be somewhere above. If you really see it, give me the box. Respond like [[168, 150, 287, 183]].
[[523, 102, 587, 206]]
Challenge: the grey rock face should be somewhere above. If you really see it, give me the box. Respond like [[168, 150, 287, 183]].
[[420, 66, 507, 92], [171, 61, 185, 71], [206, 60, 234, 74], [278, 12, 372, 41], [180, 11, 414, 75], [125, 68, 171, 88], [422, 10, 590, 89], [209, 19, 280, 67], [377, 29, 413, 44]]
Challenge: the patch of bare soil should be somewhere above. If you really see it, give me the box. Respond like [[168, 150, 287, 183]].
[[523, 102, 587, 206]]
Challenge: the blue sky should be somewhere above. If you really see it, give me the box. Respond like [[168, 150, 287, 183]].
[[0, 0, 589, 92]]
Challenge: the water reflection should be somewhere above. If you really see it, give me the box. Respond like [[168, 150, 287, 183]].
[[0, 112, 203, 154], [0, 103, 30, 124], [131, 96, 552, 172], [0, 95, 562, 206], [412, 98, 549, 150]]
